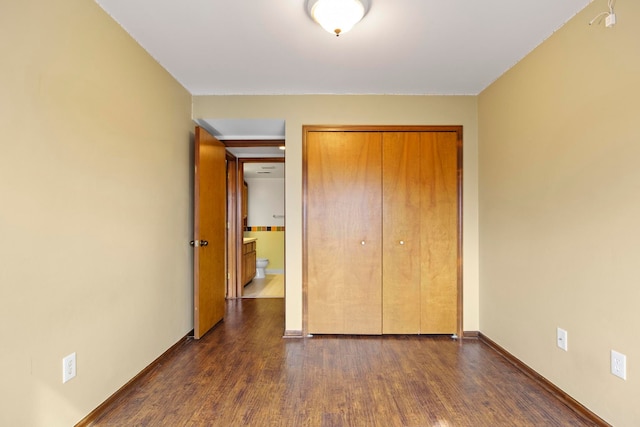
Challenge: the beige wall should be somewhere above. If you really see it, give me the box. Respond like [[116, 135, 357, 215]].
[[193, 95, 480, 334], [0, 0, 193, 425], [478, 1, 640, 425]]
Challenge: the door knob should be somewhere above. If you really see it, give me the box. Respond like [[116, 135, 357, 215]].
[[190, 240, 195, 246], [399, 240, 405, 245], [200, 240, 209, 246], [361, 240, 366, 245], [189, 240, 208, 247]]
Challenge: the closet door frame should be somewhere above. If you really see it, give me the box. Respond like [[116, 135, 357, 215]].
[[302, 125, 463, 338]]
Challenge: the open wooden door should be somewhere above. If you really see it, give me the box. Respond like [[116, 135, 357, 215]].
[[193, 126, 226, 339]]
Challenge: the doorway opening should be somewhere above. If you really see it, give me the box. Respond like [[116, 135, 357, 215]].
[[239, 159, 285, 299], [224, 143, 285, 300], [192, 118, 286, 303]]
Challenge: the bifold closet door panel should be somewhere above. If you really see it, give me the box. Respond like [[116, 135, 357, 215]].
[[382, 132, 422, 334], [420, 132, 459, 334], [306, 131, 383, 334]]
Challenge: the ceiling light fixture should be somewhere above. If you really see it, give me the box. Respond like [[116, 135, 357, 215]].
[[307, 0, 370, 37]]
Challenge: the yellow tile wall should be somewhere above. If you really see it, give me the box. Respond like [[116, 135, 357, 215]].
[[244, 231, 284, 270]]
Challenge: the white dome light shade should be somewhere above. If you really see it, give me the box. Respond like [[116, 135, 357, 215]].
[[308, 0, 369, 36]]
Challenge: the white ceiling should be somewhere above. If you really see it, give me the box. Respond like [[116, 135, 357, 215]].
[[96, 0, 593, 156], [194, 118, 286, 158], [195, 118, 285, 140], [226, 146, 286, 159], [95, 0, 592, 96]]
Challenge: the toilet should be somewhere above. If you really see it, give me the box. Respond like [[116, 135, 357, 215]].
[[255, 258, 269, 279]]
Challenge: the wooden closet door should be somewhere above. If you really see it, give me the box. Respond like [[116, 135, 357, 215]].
[[420, 132, 459, 334], [382, 132, 422, 333], [306, 131, 382, 334]]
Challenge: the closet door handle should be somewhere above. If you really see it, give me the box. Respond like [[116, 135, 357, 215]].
[[399, 240, 405, 245], [361, 240, 366, 246]]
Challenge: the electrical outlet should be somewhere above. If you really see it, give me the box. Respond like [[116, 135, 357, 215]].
[[611, 350, 626, 380], [62, 352, 76, 383], [556, 328, 568, 351]]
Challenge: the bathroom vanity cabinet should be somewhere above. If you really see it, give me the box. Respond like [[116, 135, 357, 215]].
[[304, 127, 461, 336], [242, 239, 257, 285]]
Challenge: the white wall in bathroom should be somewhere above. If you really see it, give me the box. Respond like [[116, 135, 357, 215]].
[[246, 178, 285, 227]]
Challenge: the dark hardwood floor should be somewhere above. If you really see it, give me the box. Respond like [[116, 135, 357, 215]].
[[87, 299, 598, 426]]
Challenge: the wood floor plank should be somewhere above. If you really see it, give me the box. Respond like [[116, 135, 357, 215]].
[[84, 299, 602, 426]]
